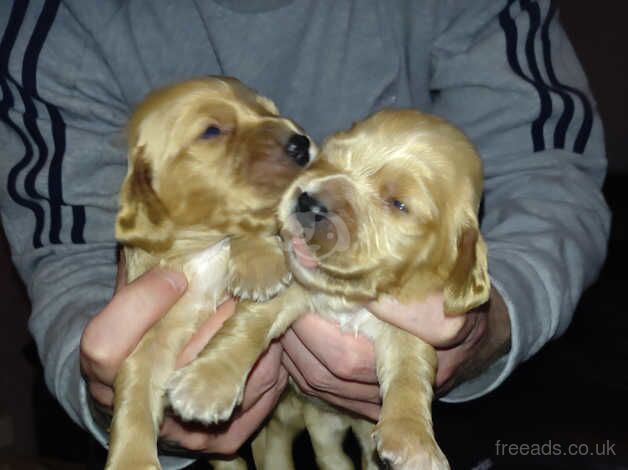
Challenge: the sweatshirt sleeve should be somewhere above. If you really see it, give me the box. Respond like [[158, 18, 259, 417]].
[[0, 3, 191, 468], [429, 0, 610, 402]]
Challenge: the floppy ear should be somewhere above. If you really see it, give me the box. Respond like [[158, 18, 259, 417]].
[[115, 146, 174, 252], [443, 216, 490, 315], [256, 95, 280, 115]]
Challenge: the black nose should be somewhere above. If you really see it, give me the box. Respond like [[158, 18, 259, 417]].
[[296, 192, 328, 228], [285, 134, 311, 167]]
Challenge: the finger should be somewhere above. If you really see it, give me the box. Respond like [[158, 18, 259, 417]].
[[160, 417, 218, 453], [282, 354, 380, 421], [281, 329, 380, 402], [87, 381, 114, 409], [239, 342, 284, 411], [80, 268, 187, 384], [289, 314, 377, 383], [161, 367, 288, 455], [115, 249, 126, 292], [176, 298, 237, 368], [367, 293, 468, 348], [433, 312, 485, 392]]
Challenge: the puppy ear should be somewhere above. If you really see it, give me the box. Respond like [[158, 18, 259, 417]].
[[443, 216, 490, 315], [115, 146, 174, 251], [256, 95, 280, 115]]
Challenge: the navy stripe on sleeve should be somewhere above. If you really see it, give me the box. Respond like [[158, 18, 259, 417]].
[[539, 0, 593, 154], [538, 0, 574, 149], [499, 0, 547, 152], [2, 0, 87, 247], [22, 0, 62, 243], [500, 0, 594, 154], [519, 0, 553, 152], [1, 0, 46, 248], [23, 0, 85, 244]]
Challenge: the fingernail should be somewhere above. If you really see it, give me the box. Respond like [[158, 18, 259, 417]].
[[159, 270, 187, 294]]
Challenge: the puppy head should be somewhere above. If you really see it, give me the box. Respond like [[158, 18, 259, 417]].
[[279, 109, 489, 314], [116, 76, 316, 252]]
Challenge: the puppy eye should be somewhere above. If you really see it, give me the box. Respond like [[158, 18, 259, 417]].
[[391, 199, 408, 213], [201, 125, 221, 139]]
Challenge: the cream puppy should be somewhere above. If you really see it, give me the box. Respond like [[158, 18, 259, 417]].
[[167, 109, 489, 469], [107, 76, 315, 470]]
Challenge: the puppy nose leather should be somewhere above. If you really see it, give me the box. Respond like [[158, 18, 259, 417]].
[[285, 134, 311, 166], [297, 192, 328, 220]]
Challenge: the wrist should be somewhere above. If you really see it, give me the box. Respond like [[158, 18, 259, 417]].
[[484, 286, 512, 360], [461, 286, 511, 382]]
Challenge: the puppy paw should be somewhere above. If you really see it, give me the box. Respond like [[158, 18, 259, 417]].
[[372, 419, 449, 470], [106, 460, 160, 470], [227, 236, 291, 302], [167, 360, 247, 424]]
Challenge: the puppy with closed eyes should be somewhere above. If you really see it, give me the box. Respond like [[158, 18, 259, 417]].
[[107, 76, 315, 470], [168, 108, 490, 469]]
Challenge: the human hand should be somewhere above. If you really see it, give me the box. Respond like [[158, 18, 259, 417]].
[[280, 313, 381, 421], [367, 288, 511, 395], [80, 257, 287, 455], [281, 288, 510, 420]]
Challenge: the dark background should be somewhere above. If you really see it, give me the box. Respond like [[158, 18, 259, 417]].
[[1, 2, 626, 469]]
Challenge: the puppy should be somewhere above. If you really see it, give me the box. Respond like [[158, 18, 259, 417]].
[[107, 76, 315, 470], [167, 108, 490, 469]]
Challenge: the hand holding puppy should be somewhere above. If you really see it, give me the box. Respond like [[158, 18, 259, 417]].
[[282, 287, 511, 418], [368, 287, 511, 395], [80, 260, 287, 456]]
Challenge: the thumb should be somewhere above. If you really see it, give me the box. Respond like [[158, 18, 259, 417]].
[[81, 267, 187, 384]]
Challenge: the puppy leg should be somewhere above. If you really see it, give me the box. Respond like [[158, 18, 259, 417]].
[[106, 303, 204, 470], [303, 400, 353, 470], [227, 235, 291, 301], [106, 339, 163, 469], [252, 390, 304, 470], [371, 324, 449, 470], [168, 286, 307, 424], [350, 418, 379, 470], [210, 458, 248, 470]]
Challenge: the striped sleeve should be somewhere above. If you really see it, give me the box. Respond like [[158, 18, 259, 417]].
[[1, 4, 196, 467], [1, 0, 87, 249], [498, 0, 594, 154], [0, 0, 128, 449], [430, 0, 610, 401]]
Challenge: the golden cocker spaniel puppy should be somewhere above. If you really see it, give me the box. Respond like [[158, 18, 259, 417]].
[[169, 108, 490, 470], [106, 76, 315, 470]]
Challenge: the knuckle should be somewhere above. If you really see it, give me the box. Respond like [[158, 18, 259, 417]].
[[249, 370, 279, 395], [215, 439, 242, 456], [79, 332, 112, 369], [307, 366, 334, 392], [181, 434, 211, 452], [87, 382, 113, 408], [293, 375, 314, 395], [331, 353, 359, 380], [258, 369, 279, 392], [434, 320, 463, 345], [254, 360, 281, 391]]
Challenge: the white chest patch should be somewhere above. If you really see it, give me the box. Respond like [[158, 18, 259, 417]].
[[178, 239, 231, 313], [311, 294, 385, 340]]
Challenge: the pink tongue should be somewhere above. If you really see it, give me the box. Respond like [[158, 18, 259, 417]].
[[292, 236, 319, 268]]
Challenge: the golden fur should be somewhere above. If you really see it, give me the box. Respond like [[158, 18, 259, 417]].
[[106, 76, 314, 470], [170, 109, 490, 469]]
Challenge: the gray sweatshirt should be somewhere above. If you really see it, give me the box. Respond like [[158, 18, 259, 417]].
[[0, 0, 610, 467]]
